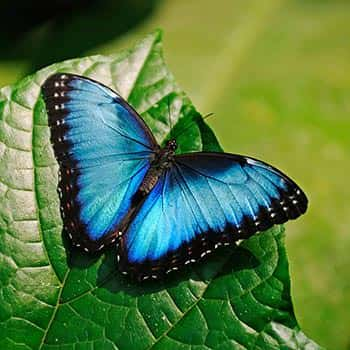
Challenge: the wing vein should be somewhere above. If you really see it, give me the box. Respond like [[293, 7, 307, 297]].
[[98, 114, 154, 150], [203, 175, 229, 226], [173, 164, 207, 233]]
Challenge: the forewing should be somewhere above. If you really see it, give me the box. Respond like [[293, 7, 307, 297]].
[[118, 152, 307, 280], [42, 73, 157, 251]]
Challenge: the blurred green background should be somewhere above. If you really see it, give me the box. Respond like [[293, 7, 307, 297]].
[[0, 1, 349, 349]]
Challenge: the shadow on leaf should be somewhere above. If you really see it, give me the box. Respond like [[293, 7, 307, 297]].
[[63, 243, 261, 296]]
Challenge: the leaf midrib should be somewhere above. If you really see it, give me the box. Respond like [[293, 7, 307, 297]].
[[38, 270, 69, 350]]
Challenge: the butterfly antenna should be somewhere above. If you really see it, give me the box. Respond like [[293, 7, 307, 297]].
[[172, 112, 214, 140], [203, 112, 215, 121], [167, 96, 173, 139]]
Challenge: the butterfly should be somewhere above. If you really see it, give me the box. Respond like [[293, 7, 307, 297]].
[[42, 73, 308, 281]]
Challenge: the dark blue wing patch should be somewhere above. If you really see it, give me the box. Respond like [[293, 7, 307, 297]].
[[42, 73, 157, 252], [118, 152, 307, 280]]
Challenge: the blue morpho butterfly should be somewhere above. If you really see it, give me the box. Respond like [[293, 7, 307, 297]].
[[42, 73, 308, 281]]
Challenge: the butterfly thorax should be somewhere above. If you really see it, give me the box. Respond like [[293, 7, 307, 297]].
[[139, 139, 177, 194]]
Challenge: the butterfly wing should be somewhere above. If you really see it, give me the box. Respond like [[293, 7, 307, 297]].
[[42, 73, 158, 251], [118, 152, 307, 280]]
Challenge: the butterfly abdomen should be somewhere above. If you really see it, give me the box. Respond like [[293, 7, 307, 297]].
[[138, 157, 172, 193], [138, 139, 177, 194], [139, 168, 161, 194]]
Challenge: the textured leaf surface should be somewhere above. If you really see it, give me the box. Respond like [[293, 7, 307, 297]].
[[0, 31, 321, 349]]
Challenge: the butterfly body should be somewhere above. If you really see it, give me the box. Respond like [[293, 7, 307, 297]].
[[138, 139, 177, 194], [42, 73, 308, 281]]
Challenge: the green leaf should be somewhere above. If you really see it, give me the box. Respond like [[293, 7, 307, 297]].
[[0, 30, 321, 350]]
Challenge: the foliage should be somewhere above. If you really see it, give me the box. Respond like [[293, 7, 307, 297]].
[[0, 31, 321, 349]]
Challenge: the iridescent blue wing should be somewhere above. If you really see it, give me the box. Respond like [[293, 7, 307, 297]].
[[118, 152, 307, 280], [42, 73, 158, 251]]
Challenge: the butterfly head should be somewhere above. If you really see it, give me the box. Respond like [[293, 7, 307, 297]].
[[166, 139, 177, 152]]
